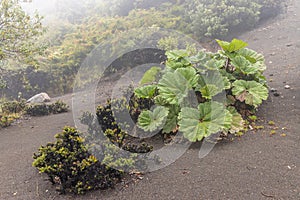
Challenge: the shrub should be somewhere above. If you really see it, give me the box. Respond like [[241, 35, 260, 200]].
[[0, 99, 27, 114], [186, 0, 284, 39], [32, 127, 123, 194], [0, 98, 25, 128], [0, 113, 20, 128], [49, 100, 69, 114], [26, 104, 50, 116], [26, 100, 69, 116], [34, 107, 153, 194]]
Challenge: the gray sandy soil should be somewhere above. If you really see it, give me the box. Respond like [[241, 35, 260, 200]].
[[0, 0, 299, 199]]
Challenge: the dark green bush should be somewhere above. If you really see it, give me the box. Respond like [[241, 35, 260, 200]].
[[26, 100, 69, 116], [49, 100, 69, 114], [26, 104, 50, 116], [32, 127, 123, 194], [0, 113, 20, 128], [186, 0, 284, 39], [0, 99, 27, 114]]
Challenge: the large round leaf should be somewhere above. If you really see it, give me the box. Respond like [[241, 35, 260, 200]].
[[232, 80, 268, 107], [197, 70, 230, 99], [158, 67, 199, 105], [137, 106, 169, 132], [178, 101, 232, 142]]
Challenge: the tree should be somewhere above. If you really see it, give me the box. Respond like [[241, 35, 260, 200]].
[[0, 0, 46, 66]]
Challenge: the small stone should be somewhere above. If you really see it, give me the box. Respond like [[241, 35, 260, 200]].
[[286, 43, 293, 47], [269, 61, 273, 64], [270, 88, 277, 92], [269, 74, 274, 76], [284, 85, 291, 89], [273, 92, 280, 97]]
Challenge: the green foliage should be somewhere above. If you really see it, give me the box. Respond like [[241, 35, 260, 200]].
[[25, 100, 69, 116], [227, 106, 245, 134], [135, 39, 269, 142], [49, 100, 69, 114], [0, 99, 27, 114], [186, 0, 284, 40], [0, 98, 25, 128], [232, 80, 268, 107], [178, 102, 232, 142], [137, 106, 169, 132], [32, 127, 123, 194], [134, 85, 157, 99], [139, 66, 161, 85], [95, 97, 154, 147], [1, 0, 284, 99], [0, 0, 46, 66], [216, 39, 248, 53], [0, 113, 20, 128]]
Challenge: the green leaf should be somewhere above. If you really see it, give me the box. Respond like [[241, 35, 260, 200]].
[[186, 51, 208, 64], [175, 67, 199, 88], [178, 101, 232, 142], [166, 50, 189, 60], [232, 80, 269, 107], [219, 69, 236, 81], [197, 70, 230, 99], [166, 60, 185, 70], [198, 84, 220, 99], [165, 50, 191, 70], [157, 68, 198, 105], [134, 85, 157, 99], [154, 95, 169, 106], [139, 66, 161, 85], [237, 48, 265, 64], [216, 38, 248, 53], [137, 106, 169, 132], [227, 106, 245, 133], [162, 104, 180, 133], [204, 58, 225, 70], [231, 55, 260, 75]]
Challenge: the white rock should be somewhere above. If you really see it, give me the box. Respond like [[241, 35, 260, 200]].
[[27, 93, 51, 103], [284, 85, 291, 89]]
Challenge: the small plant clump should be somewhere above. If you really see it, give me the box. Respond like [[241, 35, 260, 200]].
[[134, 38, 269, 142], [0, 99, 27, 114], [0, 98, 25, 127], [0, 113, 20, 128], [0, 99, 69, 128], [26, 100, 69, 116], [32, 127, 123, 194], [96, 97, 154, 151], [33, 102, 155, 194]]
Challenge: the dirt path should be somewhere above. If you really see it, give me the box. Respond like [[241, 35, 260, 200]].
[[1, 1, 300, 199]]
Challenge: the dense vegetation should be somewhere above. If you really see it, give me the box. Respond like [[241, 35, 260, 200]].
[[1, 0, 280, 195], [0, 0, 285, 99], [33, 38, 269, 194], [135, 39, 268, 141], [0, 99, 68, 128]]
